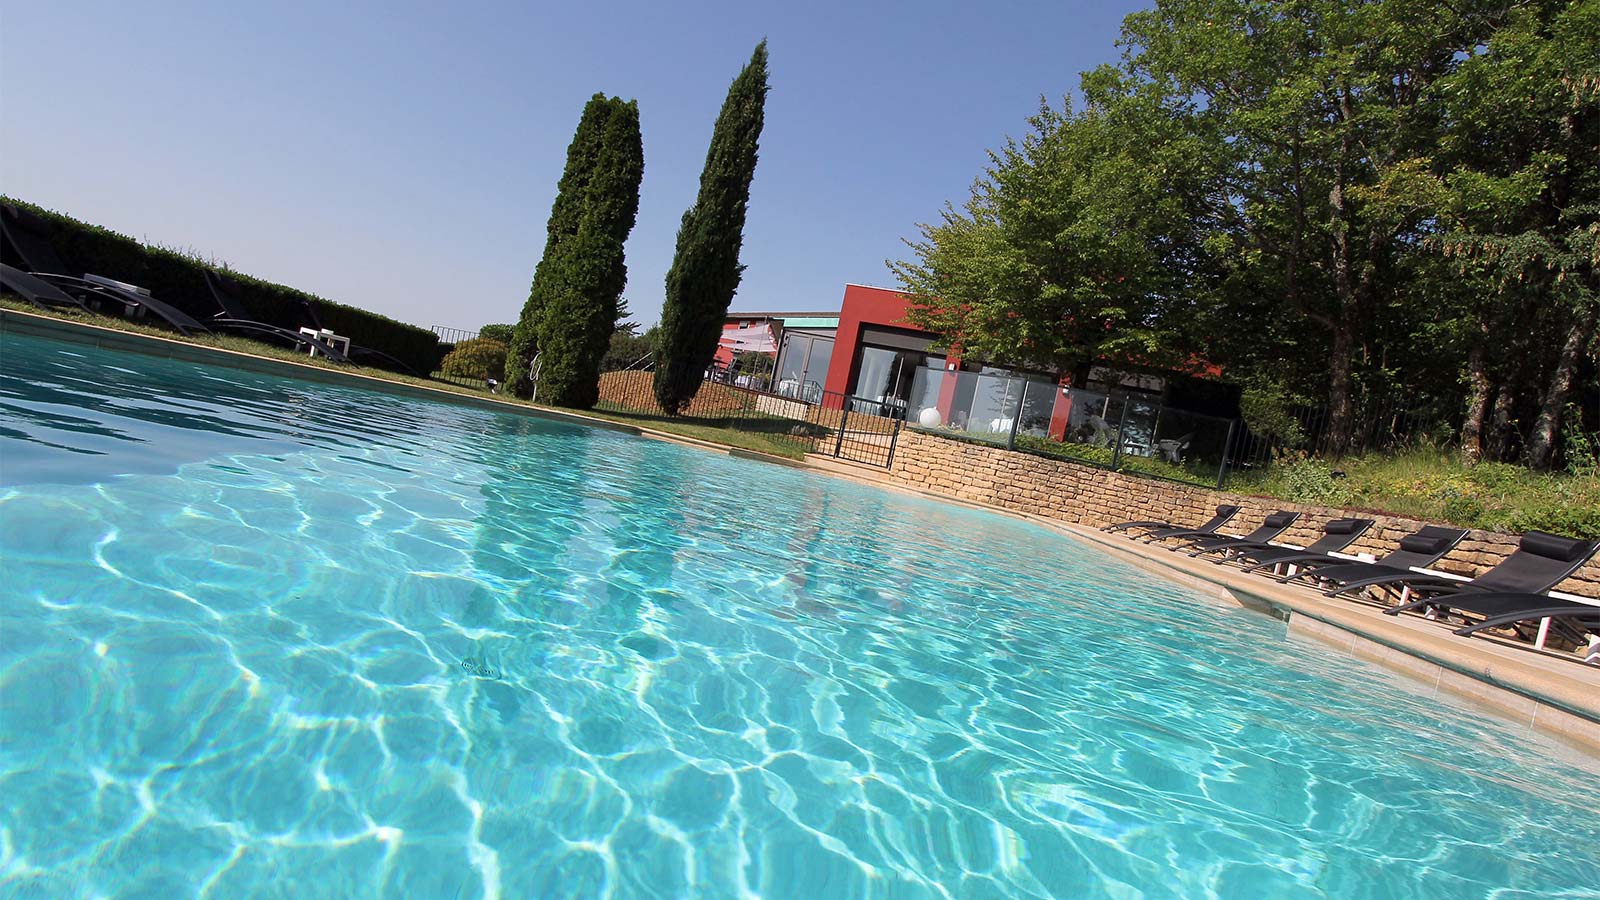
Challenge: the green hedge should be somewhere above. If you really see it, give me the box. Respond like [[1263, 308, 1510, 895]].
[[3, 197, 443, 374]]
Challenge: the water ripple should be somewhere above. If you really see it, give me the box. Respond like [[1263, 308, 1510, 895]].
[[2, 330, 1599, 898]]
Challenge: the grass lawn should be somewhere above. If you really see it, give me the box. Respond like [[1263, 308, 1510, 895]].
[[1229, 448, 1600, 539], [581, 407, 810, 459]]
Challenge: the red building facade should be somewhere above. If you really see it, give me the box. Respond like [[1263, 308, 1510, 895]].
[[790, 284, 1234, 446]]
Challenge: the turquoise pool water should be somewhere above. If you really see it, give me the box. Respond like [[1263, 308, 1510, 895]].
[[1, 329, 1598, 899]]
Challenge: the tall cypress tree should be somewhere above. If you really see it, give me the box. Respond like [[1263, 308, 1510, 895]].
[[536, 99, 645, 408], [504, 95, 617, 399], [653, 41, 769, 414]]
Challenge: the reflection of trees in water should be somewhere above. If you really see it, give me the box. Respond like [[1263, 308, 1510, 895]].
[[776, 482, 916, 623]]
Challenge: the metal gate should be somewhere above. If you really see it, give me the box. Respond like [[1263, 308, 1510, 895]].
[[811, 392, 904, 468]]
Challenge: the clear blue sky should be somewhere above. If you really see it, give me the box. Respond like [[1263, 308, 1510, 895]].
[[2, 0, 1145, 332]]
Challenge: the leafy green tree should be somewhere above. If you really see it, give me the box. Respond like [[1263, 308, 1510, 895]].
[[505, 95, 618, 398], [1117, 0, 1506, 454], [892, 81, 1227, 379], [602, 324, 659, 371], [896, 0, 1600, 463], [536, 99, 645, 408], [653, 41, 770, 414], [478, 323, 515, 344], [1423, 0, 1599, 469]]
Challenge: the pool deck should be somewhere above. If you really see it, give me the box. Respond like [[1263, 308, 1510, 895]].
[[6, 308, 1597, 754]]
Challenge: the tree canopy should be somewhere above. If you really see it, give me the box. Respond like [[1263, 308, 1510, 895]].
[[535, 99, 645, 408], [894, 0, 1598, 469], [505, 95, 621, 399], [654, 41, 770, 414]]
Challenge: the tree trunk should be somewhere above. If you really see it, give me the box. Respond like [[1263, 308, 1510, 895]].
[[1486, 367, 1521, 462], [1326, 323, 1356, 457], [1526, 305, 1598, 471], [1325, 173, 1359, 457], [1460, 322, 1492, 465], [1323, 89, 1365, 459]]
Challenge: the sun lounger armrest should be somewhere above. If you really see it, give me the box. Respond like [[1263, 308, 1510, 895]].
[[1105, 520, 1167, 533], [1454, 604, 1600, 637], [1326, 571, 1459, 599], [1241, 551, 1336, 574], [1144, 527, 1216, 543], [1193, 538, 1288, 560]]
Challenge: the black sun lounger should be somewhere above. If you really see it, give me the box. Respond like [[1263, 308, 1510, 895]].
[[1173, 510, 1300, 555], [1113, 505, 1242, 541], [204, 270, 350, 362], [2, 203, 210, 337], [0, 263, 92, 312], [1104, 505, 1240, 537], [1271, 525, 1468, 589], [1201, 517, 1374, 566], [1331, 530, 1597, 603]]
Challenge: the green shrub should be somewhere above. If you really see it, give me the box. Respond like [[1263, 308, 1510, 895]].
[[1438, 487, 1485, 524], [1238, 374, 1308, 448], [1229, 446, 1600, 539], [1563, 405, 1600, 477], [1465, 461, 1526, 493], [1015, 434, 1114, 466], [1277, 454, 1352, 505], [438, 338, 508, 382]]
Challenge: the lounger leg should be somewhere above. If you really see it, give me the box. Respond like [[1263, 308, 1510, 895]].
[[1535, 617, 1551, 651]]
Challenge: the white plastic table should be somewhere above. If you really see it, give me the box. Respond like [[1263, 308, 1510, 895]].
[[299, 327, 351, 359]]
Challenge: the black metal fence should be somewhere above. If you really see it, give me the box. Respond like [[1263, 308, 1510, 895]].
[[431, 325, 480, 346], [592, 365, 903, 467], [1229, 396, 1451, 473], [427, 325, 504, 392], [441, 345, 1455, 483], [904, 367, 1239, 489]]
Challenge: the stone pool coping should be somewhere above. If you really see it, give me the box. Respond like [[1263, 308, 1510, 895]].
[[6, 308, 1597, 753]]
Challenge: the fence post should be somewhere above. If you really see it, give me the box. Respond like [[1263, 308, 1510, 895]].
[[886, 415, 901, 469], [833, 399, 851, 458], [1110, 401, 1130, 471], [1005, 378, 1023, 451], [1217, 418, 1239, 490]]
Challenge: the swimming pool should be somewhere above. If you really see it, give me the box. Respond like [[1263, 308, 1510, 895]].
[[2, 327, 1597, 898]]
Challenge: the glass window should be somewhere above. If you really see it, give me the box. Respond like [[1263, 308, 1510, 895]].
[[907, 362, 945, 422], [966, 371, 1022, 434], [800, 337, 832, 403], [1018, 379, 1059, 437], [850, 345, 933, 416], [852, 346, 899, 403], [775, 335, 807, 399]]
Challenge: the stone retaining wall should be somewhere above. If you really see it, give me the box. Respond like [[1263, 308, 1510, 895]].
[[887, 429, 1600, 598]]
